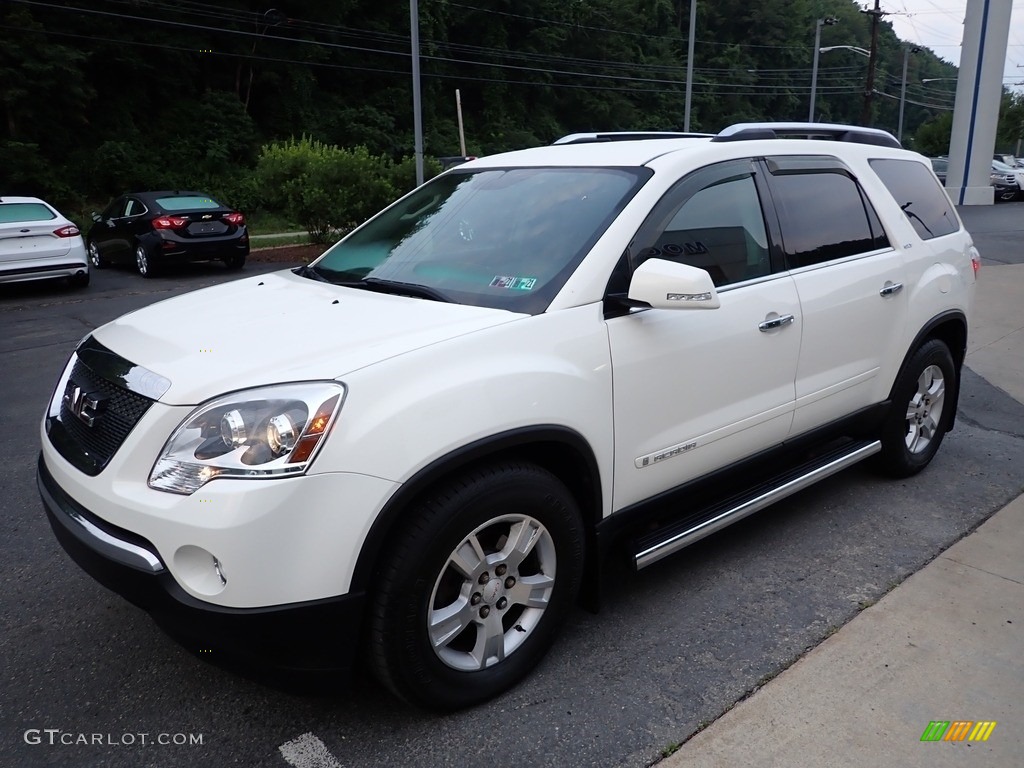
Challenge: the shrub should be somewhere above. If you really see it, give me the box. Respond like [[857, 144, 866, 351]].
[[255, 137, 399, 243]]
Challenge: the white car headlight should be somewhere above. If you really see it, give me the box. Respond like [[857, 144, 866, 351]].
[[149, 382, 346, 495]]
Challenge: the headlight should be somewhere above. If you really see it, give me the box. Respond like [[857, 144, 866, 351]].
[[149, 382, 345, 495]]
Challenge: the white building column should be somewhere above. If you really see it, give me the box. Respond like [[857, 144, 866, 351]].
[[946, 0, 1012, 205]]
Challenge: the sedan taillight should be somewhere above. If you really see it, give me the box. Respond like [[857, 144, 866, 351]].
[[53, 225, 80, 238], [152, 216, 190, 230], [223, 212, 245, 226]]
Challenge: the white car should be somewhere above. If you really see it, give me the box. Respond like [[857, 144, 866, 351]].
[[38, 122, 978, 710], [992, 159, 1024, 197], [0, 196, 89, 287]]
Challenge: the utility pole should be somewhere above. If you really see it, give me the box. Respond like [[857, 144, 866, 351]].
[[860, 0, 886, 126]]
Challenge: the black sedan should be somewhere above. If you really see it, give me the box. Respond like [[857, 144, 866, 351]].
[[87, 191, 249, 277]]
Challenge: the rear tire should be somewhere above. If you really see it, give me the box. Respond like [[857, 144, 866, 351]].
[[873, 339, 956, 478], [368, 462, 584, 710], [223, 253, 246, 270], [135, 244, 157, 278]]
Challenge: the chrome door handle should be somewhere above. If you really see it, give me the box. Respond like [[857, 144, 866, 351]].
[[759, 314, 795, 332], [879, 281, 903, 297]]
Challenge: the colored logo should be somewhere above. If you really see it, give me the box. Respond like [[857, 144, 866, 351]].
[[920, 721, 997, 742]]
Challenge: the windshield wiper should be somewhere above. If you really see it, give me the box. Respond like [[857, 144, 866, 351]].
[[356, 277, 452, 303], [292, 264, 329, 282]]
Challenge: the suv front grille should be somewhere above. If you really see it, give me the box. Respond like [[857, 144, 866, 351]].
[[46, 338, 168, 476], [58, 358, 154, 468]]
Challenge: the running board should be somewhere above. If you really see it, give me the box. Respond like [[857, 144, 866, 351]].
[[633, 439, 881, 570]]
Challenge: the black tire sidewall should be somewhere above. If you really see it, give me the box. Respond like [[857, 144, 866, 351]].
[[371, 463, 584, 710], [877, 339, 956, 477]]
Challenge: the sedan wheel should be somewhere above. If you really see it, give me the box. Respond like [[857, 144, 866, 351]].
[[88, 242, 107, 268], [369, 462, 584, 710], [135, 245, 155, 278]]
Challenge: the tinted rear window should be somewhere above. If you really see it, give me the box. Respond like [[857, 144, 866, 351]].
[[156, 196, 222, 211], [870, 159, 959, 240], [0, 203, 56, 223]]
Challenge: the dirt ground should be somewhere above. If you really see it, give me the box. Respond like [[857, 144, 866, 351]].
[[249, 243, 329, 263]]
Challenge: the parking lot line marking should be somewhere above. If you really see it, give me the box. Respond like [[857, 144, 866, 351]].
[[278, 732, 343, 768]]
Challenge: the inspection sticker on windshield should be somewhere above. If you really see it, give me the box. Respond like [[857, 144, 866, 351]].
[[490, 276, 537, 291]]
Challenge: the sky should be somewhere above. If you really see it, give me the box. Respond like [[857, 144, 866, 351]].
[[884, 0, 1023, 87]]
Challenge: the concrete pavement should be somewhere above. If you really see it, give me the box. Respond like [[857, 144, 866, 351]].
[[662, 252, 1024, 763]]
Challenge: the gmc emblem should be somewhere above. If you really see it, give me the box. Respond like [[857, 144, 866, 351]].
[[64, 385, 106, 427]]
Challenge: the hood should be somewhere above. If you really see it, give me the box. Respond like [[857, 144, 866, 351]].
[[92, 269, 523, 404]]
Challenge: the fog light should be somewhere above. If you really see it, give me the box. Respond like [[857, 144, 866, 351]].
[[174, 545, 228, 596]]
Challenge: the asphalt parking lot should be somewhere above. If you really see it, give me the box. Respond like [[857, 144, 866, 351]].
[[2, 214, 1023, 767]]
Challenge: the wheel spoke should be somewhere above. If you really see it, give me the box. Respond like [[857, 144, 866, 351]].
[[507, 573, 554, 609], [907, 424, 923, 453], [448, 534, 486, 580], [429, 596, 476, 649], [470, 612, 507, 668], [501, 519, 543, 570]]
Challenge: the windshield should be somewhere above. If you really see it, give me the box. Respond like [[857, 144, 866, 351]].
[[308, 166, 649, 313]]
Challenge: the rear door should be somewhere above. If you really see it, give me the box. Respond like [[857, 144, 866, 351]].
[[761, 156, 908, 434], [606, 158, 801, 510]]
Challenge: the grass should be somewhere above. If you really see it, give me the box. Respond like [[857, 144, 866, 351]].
[[249, 233, 311, 249]]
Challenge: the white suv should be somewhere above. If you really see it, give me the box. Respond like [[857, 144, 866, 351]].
[[38, 122, 978, 710]]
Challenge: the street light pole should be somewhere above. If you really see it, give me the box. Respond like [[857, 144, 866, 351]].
[[809, 17, 838, 122], [684, 0, 696, 131], [410, 0, 424, 186]]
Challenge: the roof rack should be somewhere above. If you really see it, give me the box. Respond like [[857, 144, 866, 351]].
[[553, 131, 713, 145], [712, 122, 901, 149]]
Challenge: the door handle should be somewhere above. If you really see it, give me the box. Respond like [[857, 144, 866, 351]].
[[759, 314, 795, 332], [879, 281, 903, 297]]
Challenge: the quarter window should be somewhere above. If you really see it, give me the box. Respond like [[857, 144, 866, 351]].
[[869, 158, 959, 240]]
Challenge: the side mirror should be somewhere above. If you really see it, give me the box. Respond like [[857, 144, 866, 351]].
[[627, 258, 720, 310], [91, 212, 101, 223]]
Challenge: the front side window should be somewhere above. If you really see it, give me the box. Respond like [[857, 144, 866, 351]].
[[308, 167, 650, 314], [768, 164, 889, 268], [625, 160, 771, 289], [870, 158, 959, 241]]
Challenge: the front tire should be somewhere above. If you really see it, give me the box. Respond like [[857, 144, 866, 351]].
[[874, 339, 956, 477], [88, 242, 107, 268], [369, 462, 585, 710]]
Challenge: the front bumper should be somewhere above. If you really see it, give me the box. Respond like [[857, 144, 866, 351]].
[[38, 455, 364, 673]]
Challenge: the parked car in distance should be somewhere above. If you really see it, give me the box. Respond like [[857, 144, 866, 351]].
[[40, 122, 978, 711], [87, 191, 248, 278], [992, 159, 1024, 198], [994, 152, 1018, 167], [929, 157, 1016, 201], [0, 196, 89, 288]]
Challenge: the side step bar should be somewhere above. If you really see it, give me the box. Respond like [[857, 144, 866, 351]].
[[633, 439, 881, 570]]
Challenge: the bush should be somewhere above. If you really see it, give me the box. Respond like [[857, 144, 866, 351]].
[[255, 137, 400, 243]]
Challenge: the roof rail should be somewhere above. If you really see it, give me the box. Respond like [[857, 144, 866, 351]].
[[553, 131, 713, 145], [712, 122, 901, 149]]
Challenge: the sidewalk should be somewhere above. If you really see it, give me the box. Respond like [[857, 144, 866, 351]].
[[662, 263, 1024, 767]]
